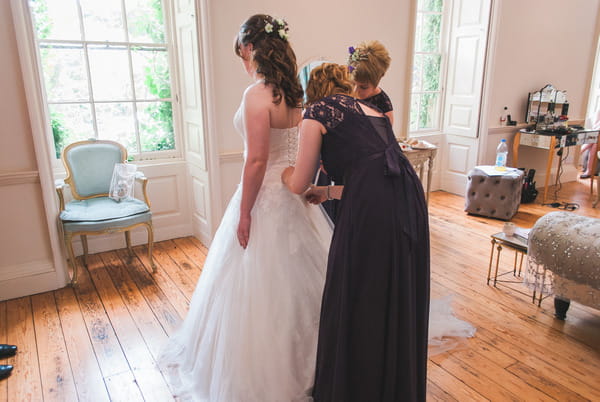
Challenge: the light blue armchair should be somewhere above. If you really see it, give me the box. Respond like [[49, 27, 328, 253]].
[[56, 139, 156, 285]]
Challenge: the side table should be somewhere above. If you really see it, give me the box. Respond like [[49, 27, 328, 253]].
[[487, 232, 529, 296], [403, 147, 437, 204]]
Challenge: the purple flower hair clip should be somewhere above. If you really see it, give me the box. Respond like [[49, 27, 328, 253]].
[[348, 45, 366, 64], [348, 65, 355, 73]]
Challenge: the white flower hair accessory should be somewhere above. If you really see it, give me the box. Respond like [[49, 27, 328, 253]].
[[264, 17, 289, 41], [348, 46, 369, 65]]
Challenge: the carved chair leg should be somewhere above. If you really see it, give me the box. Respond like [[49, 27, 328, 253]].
[[146, 222, 156, 273], [80, 235, 89, 268], [65, 233, 78, 286], [125, 231, 133, 256]]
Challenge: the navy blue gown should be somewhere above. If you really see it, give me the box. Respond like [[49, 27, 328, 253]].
[[305, 94, 430, 402], [318, 89, 393, 224]]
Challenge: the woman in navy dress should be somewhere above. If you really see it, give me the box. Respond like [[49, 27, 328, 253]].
[[318, 40, 394, 224], [283, 63, 430, 401]]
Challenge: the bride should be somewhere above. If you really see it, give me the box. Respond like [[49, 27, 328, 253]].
[[159, 15, 331, 401]]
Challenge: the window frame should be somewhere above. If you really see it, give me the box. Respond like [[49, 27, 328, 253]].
[[408, 0, 451, 136], [24, 0, 183, 167]]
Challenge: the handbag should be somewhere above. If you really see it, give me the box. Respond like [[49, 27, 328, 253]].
[[109, 163, 137, 202], [521, 168, 538, 203]]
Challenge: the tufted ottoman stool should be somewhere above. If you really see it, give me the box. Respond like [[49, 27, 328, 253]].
[[464, 166, 524, 220]]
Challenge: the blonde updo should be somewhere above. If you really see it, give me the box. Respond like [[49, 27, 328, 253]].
[[347, 40, 391, 87]]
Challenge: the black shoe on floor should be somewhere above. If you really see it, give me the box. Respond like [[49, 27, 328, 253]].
[[0, 365, 13, 380], [0, 344, 17, 358]]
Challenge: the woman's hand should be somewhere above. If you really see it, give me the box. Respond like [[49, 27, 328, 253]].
[[304, 185, 328, 204], [237, 214, 251, 249]]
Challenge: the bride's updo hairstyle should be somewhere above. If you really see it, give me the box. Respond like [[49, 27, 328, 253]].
[[235, 14, 303, 108], [305, 63, 354, 105]]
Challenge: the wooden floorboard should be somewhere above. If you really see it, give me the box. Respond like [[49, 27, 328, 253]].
[[5, 297, 42, 401], [54, 286, 110, 402], [0, 180, 598, 401], [31, 292, 78, 401], [86, 254, 173, 402]]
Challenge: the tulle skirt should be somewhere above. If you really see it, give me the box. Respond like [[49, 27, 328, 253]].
[[159, 180, 331, 401], [158, 178, 475, 401]]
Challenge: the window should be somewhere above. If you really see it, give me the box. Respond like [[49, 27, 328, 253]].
[[409, 0, 446, 133], [29, 0, 178, 160]]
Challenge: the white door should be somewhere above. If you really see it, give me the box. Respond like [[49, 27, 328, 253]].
[[173, 0, 213, 244], [441, 0, 491, 194]]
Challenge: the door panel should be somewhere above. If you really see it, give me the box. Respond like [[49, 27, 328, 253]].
[[174, 0, 212, 243], [440, 0, 491, 194]]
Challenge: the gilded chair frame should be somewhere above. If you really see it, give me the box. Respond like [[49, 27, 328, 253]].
[[56, 139, 156, 285]]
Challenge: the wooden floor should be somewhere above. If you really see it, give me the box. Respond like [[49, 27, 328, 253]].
[[1, 180, 599, 401]]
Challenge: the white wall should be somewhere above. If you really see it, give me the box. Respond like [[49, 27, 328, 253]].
[[482, 0, 600, 185], [208, 0, 414, 210], [0, 0, 66, 300]]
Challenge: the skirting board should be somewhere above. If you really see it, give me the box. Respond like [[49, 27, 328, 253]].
[[0, 259, 55, 282], [0, 269, 66, 301]]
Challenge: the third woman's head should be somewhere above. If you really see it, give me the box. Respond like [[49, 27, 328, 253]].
[[347, 40, 391, 99], [235, 14, 303, 108]]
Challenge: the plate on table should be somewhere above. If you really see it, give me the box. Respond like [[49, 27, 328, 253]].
[[410, 140, 436, 150]]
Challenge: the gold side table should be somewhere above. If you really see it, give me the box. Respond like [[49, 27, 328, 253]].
[[487, 232, 528, 293]]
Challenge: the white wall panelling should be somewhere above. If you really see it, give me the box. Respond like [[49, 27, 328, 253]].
[[8, 0, 70, 297]]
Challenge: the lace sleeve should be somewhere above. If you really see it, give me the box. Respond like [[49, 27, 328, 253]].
[[303, 98, 345, 131], [377, 90, 394, 113], [365, 90, 393, 113]]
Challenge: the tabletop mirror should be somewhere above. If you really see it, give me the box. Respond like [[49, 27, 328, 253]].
[[298, 59, 330, 103], [525, 84, 569, 131]]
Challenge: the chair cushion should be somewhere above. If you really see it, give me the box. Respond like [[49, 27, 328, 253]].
[[60, 197, 149, 222], [62, 211, 152, 233]]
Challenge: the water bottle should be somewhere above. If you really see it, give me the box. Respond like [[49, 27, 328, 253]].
[[495, 139, 508, 171]]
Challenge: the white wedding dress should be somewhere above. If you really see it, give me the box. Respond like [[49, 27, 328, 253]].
[[159, 96, 332, 401]]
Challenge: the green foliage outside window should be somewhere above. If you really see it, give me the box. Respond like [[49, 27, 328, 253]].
[[128, 0, 165, 43], [411, 0, 444, 131], [31, 0, 175, 158], [51, 113, 68, 159], [421, 0, 443, 12], [421, 14, 441, 53]]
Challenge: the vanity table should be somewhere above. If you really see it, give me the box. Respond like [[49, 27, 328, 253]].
[[515, 84, 599, 204], [513, 129, 599, 204], [402, 146, 437, 203]]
